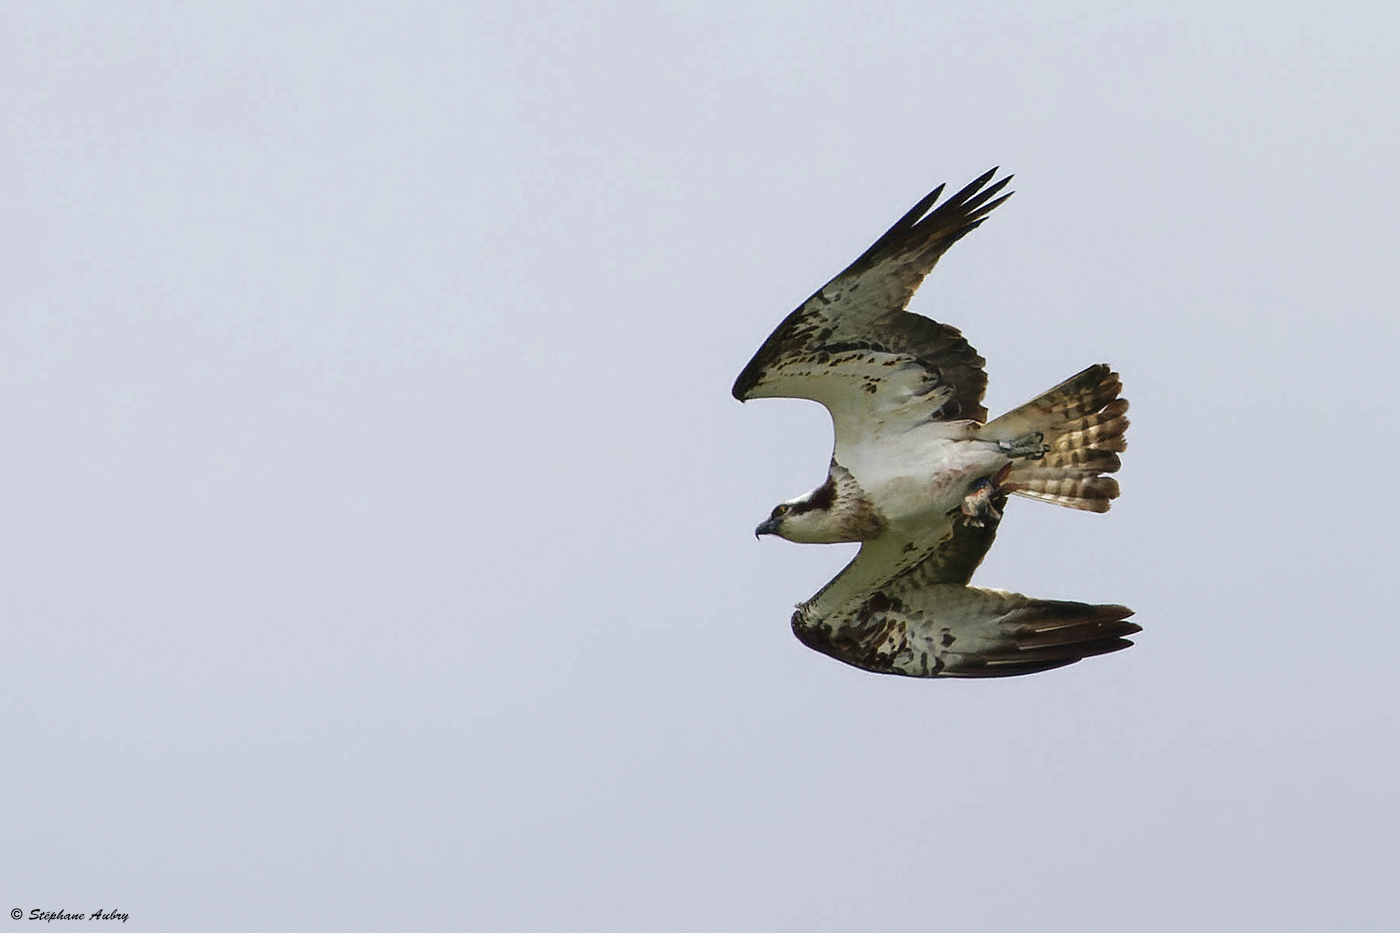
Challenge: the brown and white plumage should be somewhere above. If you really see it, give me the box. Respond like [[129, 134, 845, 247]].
[[735, 169, 1139, 678], [733, 168, 1010, 452]]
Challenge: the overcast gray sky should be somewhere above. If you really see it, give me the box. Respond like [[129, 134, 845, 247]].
[[4, 2, 1398, 930]]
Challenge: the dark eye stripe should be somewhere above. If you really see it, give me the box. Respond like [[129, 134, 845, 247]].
[[789, 476, 837, 515]]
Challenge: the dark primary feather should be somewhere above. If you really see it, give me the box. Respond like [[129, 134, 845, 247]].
[[731, 168, 1013, 425], [835, 166, 1013, 299]]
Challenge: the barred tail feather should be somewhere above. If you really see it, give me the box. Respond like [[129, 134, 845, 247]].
[[984, 364, 1129, 512], [1004, 475, 1119, 512]]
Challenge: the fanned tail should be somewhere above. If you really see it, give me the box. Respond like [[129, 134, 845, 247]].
[[983, 364, 1129, 512]]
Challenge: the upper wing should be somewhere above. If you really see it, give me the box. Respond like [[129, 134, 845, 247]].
[[732, 168, 1013, 449], [790, 497, 1139, 678]]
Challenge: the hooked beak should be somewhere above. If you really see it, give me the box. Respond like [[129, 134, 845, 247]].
[[754, 518, 781, 539]]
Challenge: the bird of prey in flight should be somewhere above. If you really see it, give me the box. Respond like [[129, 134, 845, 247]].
[[733, 168, 1138, 678]]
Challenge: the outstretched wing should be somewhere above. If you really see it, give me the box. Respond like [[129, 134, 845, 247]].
[[794, 582, 1139, 678], [732, 168, 1013, 449], [790, 499, 1139, 678]]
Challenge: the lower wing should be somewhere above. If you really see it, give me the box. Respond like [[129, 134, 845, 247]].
[[791, 502, 1138, 678], [793, 582, 1138, 677]]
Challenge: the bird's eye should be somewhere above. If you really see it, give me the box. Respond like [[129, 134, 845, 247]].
[[771, 504, 790, 519]]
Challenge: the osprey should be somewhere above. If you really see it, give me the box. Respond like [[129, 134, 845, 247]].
[[733, 168, 1139, 678]]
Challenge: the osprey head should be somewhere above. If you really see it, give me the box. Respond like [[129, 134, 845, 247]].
[[754, 480, 845, 544]]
